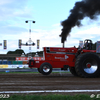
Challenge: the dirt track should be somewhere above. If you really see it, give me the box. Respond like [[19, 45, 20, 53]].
[[0, 73, 100, 95]]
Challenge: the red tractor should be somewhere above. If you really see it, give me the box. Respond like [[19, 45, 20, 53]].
[[28, 39, 100, 78]]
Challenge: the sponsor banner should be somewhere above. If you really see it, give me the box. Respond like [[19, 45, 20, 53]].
[[23, 61, 28, 64], [79, 40, 83, 49], [9, 65, 22, 68], [0, 43, 2, 46], [37, 40, 40, 49], [96, 41, 100, 53], [33, 57, 42, 60], [8, 65, 12, 68], [16, 57, 44, 61], [19, 39, 22, 49], [0, 65, 8, 68], [33, 57, 44, 60], [22, 65, 28, 68], [8, 65, 28, 68], [10, 65, 19, 68], [16, 57, 29, 61], [0, 65, 28, 69], [4, 40, 7, 49]]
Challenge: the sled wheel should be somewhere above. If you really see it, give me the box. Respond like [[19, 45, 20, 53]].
[[75, 52, 100, 78], [40, 62, 52, 75], [69, 67, 79, 76]]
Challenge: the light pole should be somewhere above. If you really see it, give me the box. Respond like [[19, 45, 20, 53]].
[[25, 20, 35, 56]]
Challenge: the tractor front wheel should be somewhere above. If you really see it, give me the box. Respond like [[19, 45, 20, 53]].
[[37, 68, 41, 73], [69, 67, 78, 76], [75, 52, 100, 78], [40, 62, 52, 75]]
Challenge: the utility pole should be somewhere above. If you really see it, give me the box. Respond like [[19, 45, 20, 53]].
[[25, 20, 35, 57]]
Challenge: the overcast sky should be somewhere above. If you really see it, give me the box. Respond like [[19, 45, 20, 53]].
[[0, 0, 100, 54]]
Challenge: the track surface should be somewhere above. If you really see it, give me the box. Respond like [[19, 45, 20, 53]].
[[0, 73, 100, 95]]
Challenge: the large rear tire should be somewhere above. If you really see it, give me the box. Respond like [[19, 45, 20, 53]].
[[40, 62, 52, 75], [75, 52, 100, 78]]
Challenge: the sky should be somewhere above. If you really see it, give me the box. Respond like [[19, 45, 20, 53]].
[[0, 0, 100, 54]]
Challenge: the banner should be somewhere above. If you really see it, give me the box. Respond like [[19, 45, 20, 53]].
[[37, 40, 40, 49], [4, 40, 7, 49], [16, 57, 29, 61], [79, 40, 83, 49], [16, 57, 44, 61], [0, 43, 2, 46], [96, 41, 100, 53], [19, 39, 22, 49], [8, 65, 28, 68], [0, 65, 8, 68]]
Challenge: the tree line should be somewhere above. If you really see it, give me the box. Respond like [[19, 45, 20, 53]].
[[7, 49, 43, 55]]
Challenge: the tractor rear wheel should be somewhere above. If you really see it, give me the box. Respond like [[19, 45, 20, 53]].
[[69, 67, 78, 76], [75, 52, 100, 78], [40, 62, 52, 75]]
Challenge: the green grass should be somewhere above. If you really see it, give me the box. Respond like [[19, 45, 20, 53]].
[[0, 71, 70, 74], [0, 94, 98, 100], [0, 72, 39, 74]]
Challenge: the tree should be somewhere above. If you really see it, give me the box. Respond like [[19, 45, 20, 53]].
[[7, 49, 25, 55], [15, 49, 25, 54]]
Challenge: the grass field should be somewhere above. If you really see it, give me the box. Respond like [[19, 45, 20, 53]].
[[0, 94, 98, 100], [0, 71, 70, 74], [0, 72, 38, 74]]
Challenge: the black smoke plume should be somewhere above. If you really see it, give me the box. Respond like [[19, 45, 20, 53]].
[[60, 0, 100, 43]]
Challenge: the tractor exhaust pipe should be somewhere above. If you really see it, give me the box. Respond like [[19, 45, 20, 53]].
[[62, 42, 64, 48]]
